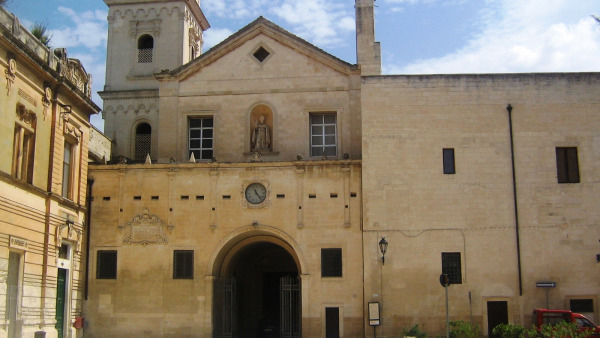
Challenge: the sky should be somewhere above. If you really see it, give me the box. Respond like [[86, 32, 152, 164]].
[[5, 0, 600, 131]]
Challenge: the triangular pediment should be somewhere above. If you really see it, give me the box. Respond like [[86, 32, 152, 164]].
[[157, 17, 359, 82]]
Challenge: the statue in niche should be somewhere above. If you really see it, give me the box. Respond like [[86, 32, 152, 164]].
[[251, 114, 271, 152]]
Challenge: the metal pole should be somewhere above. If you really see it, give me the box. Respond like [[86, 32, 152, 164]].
[[446, 285, 450, 338]]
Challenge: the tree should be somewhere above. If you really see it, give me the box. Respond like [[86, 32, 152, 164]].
[[31, 22, 52, 48]]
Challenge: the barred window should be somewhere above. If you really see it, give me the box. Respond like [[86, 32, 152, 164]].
[[321, 248, 342, 277], [441, 252, 462, 284], [189, 117, 214, 160], [137, 35, 154, 63], [134, 123, 152, 162], [97, 250, 117, 279], [173, 250, 194, 279]]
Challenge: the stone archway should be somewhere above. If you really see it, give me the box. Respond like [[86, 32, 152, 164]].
[[211, 230, 303, 338]]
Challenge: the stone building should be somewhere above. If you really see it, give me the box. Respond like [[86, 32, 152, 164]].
[[86, 0, 600, 337], [0, 5, 101, 338]]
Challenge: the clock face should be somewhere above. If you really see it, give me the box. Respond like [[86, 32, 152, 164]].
[[245, 183, 267, 204]]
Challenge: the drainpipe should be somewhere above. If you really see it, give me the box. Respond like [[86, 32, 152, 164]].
[[507, 104, 523, 296], [84, 178, 94, 300]]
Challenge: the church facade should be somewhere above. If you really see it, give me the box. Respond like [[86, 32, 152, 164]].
[[85, 0, 600, 337]]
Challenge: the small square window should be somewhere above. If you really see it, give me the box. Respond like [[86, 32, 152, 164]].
[[173, 250, 194, 279], [97, 250, 117, 279], [321, 248, 342, 277], [441, 252, 462, 284], [443, 148, 455, 174], [556, 147, 579, 183], [253, 46, 270, 62]]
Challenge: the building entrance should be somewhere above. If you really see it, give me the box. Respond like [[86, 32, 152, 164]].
[[214, 240, 301, 338]]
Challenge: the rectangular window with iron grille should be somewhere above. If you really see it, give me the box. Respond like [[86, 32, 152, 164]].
[[442, 252, 462, 284], [321, 248, 342, 277], [173, 250, 194, 279], [310, 113, 337, 157], [97, 250, 117, 279], [189, 117, 214, 160]]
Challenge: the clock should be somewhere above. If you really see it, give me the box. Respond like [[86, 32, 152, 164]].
[[245, 182, 267, 204]]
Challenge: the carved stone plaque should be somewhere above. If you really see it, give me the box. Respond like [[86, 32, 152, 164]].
[[120, 209, 168, 246]]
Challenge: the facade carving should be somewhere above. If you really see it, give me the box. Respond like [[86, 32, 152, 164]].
[[118, 208, 170, 245], [5, 57, 16, 93]]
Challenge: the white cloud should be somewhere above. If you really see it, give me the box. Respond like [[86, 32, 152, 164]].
[[386, 0, 600, 74], [203, 28, 234, 50], [49, 7, 107, 50], [202, 0, 354, 48], [203, 0, 269, 19], [270, 0, 354, 46]]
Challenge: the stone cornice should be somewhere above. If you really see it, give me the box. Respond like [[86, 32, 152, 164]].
[[99, 89, 159, 100]]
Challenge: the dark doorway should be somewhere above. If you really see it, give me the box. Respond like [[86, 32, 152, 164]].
[[487, 301, 508, 338], [325, 307, 340, 338], [215, 241, 300, 338]]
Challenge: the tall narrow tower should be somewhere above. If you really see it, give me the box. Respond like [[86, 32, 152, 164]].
[[100, 0, 209, 160], [355, 0, 381, 75]]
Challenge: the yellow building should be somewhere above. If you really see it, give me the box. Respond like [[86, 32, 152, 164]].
[[0, 6, 100, 338], [85, 0, 600, 337]]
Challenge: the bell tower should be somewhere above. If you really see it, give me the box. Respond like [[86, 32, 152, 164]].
[[100, 0, 209, 160], [102, 0, 210, 92], [355, 0, 381, 75]]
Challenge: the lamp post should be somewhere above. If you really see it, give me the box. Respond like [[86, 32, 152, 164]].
[[379, 237, 388, 265]]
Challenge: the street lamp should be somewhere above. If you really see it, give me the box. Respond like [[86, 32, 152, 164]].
[[379, 237, 388, 265]]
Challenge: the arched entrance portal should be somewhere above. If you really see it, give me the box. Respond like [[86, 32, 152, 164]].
[[213, 235, 301, 338]]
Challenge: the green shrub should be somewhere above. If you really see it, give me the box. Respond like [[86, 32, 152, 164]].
[[492, 323, 527, 338], [402, 324, 428, 337], [449, 320, 479, 338], [538, 321, 588, 338]]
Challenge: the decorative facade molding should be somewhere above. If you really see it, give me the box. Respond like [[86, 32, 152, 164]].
[[118, 208, 171, 246], [54, 48, 93, 98], [5, 57, 16, 94], [42, 86, 52, 121], [55, 220, 83, 265], [129, 19, 162, 37], [16, 104, 35, 127]]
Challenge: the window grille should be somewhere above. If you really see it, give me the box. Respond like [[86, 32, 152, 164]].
[[134, 123, 152, 161], [321, 248, 342, 277], [138, 48, 153, 63], [97, 250, 117, 279], [173, 250, 194, 279], [441, 252, 462, 284]]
